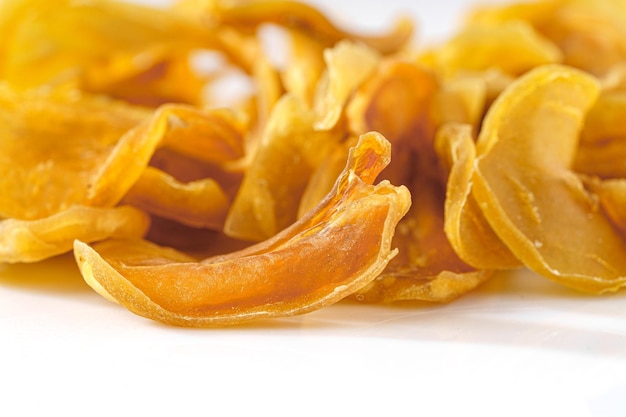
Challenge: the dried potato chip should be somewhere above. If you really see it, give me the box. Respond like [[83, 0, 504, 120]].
[[298, 136, 357, 218], [472, 64, 626, 293], [282, 29, 327, 106], [202, 0, 414, 55], [354, 150, 491, 303], [123, 167, 229, 230], [347, 59, 437, 186], [344, 58, 490, 302], [0, 83, 149, 220], [0, 205, 148, 263], [583, 177, 626, 236], [153, 105, 246, 165], [74, 132, 411, 327], [429, 20, 562, 78], [0, 0, 213, 104], [313, 40, 381, 131], [575, 90, 626, 178], [435, 122, 520, 269], [224, 94, 342, 241], [469, 0, 626, 77]]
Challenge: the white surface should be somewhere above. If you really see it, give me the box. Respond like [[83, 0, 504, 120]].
[[2, 0, 626, 416]]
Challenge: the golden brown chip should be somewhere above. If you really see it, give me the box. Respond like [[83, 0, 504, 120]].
[[313, 40, 381, 131], [152, 105, 246, 165], [575, 90, 626, 178], [347, 59, 437, 186], [468, 0, 626, 77], [435, 122, 520, 269], [355, 143, 491, 303], [344, 58, 490, 303], [429, 20, 562, 78], [282, 29, 327, 106], [584, 177, 626, 236], [224, 94, 342, 241], [0, 205, 149, 263], [0, 0, 215, 105], [472, 64, 626, 293], [201, 0, 414, 55], [74, 132, 411, 327], [0, 83, 149, 220], [123, 167, 229, 230]]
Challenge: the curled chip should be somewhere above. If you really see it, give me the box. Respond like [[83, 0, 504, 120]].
[[436, 122, 520, 270], [0, 83, 149, 220], [575, 90, 626, 178], [313, 40, 381, 131], [0, 206, 149, 264], [74, 133, 411, 327], [429, 20, 562, 78], [468, 0, 626, 77], [5, 0, 626, 328], [123, 167, 229, 230], [200, 0, 414, 55], [584, 177, 626, 237], [224, 94, 342, 241], [472, 64, 626, 294], [345, 59, 490, 303], [0, 0, 214, 105]]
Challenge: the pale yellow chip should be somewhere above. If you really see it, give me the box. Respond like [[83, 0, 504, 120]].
[[0, 205, 149, 263]]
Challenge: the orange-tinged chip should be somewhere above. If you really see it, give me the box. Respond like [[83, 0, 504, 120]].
[[355, 141, 491, 303], [472, 64, 626, 293], [224, 94, 342, 241], [298, 137, 357, 218], [123, 167, 229, 230], [204, 0, 414, 55], [0, 83, 149, 220], [343, 58, 490, 303], [74, 132, 411, 327], [153, 105, 246, 165], [0, 0, 212, 100], [0, 205, 149, 263], [347, 59, 437, 186]]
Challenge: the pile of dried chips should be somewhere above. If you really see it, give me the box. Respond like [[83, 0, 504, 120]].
[[3, 0, 626, 327]]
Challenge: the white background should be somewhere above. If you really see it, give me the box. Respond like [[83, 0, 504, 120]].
[[2, 1, 626, 416]]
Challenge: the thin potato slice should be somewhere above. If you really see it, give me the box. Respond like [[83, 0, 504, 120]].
[[313, 41, 381, 131], [0, 84, 149, 220], [224, 94, 342, 241], [74, 132, 411, 327], [468, 0, 626, 77], [153, 105, 246, 165], [356, 146, 491, 303], [436, 123, 520, 269], [123, 167, 229, 230], [347, 60, 437, 186], [575, 90, 626, 178], [430, 20, 562, 78], [298, 137, 357, 218], [282, 29, 327, 106], [344, 59, 490, 302], [472, 64, 626, 293], [205, 0, 414, 55], [0, 0, 211, 98], [584, 177, 626, 236], [86, 103, 247, 208], [0, 205, 149, 263]]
